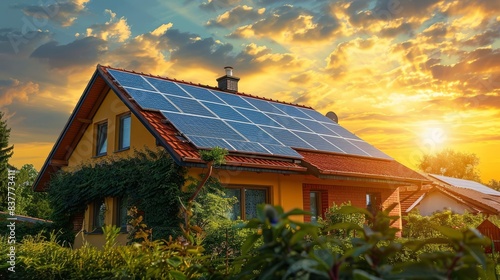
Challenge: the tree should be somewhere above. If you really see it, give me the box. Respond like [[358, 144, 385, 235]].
[[13, 164, 52, 219], [488, 179, 500, 191], [0, 111, 14, 209], [418, 149, 481, 182]]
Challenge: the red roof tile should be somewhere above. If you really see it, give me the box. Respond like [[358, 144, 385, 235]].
[[299, 150, 428, 183]]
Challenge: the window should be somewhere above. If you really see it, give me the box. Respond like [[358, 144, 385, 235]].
[[310, 191, 321, 223], [118, 114, 131, 150], [116, 197, 128, 232], [226, 186, 269, 220], [92, 198, 106, 231], [96, 122, 108, 156], [366, 193, 381, 215]]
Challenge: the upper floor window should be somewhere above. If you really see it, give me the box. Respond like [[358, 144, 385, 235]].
[[118, 114, 131, 150], [96, 122, 108, 156]]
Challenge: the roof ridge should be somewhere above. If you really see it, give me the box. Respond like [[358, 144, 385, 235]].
[[99, 64, 313, 109]]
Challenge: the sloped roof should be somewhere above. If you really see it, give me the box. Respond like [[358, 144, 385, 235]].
[[401, 174, 500, 215], [33, 65, 428, 191], [299, 150, 427, 184], [430, 174, 500, 196]]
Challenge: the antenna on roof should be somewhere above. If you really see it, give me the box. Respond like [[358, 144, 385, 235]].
[[326, 111, 338, 123]]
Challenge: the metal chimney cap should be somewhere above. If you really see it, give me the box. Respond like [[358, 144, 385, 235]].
[[224, 66, 233, 76]]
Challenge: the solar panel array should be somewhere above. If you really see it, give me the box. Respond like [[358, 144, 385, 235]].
[[108, 69, 392, 160], [430, 174, 500, 196]]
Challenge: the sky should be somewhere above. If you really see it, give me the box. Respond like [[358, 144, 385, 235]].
[[0, 0, 499, 183]]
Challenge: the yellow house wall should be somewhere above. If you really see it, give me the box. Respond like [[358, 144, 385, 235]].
[[66, 89, 156, 248], [187, 168, 305, 219], [66, 89, 156, 168]]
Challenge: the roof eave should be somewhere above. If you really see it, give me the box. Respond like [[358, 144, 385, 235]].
[[32, 69, 101, 192]]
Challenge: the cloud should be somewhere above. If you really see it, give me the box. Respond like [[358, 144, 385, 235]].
[[228, 4, 340, 43], [18, 0, 89, 27], [206, 5, 265, 28], [0, 79, 39, 107], [199, 0, 242, 11], [0, 28, 52, 55], [30, 36, 107, 69], [85, 9, 131, 43]]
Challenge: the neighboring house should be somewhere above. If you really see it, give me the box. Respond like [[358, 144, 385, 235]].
[[401, 174, 500, 216], [33, 65, 428, 247]]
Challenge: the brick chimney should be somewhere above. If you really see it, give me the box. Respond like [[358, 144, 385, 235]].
[[217, 66, 240, 92]]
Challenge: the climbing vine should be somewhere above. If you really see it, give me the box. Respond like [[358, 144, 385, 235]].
[[47, 148, 186, 241]]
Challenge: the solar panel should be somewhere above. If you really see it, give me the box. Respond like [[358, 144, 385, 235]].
[[108, 70, 156, 91], [162, 112, 244, 141], [293, 131, 344, 153], [266, 113, 311, 131], [108, 69, 392, 161], [165, 95, 215, 117], [430, 174, 500, 196], [261, 144, 302, 158], [260, 126, 314, 149], [226, 140, 270, 154], [235, 108, 281, 127], [271, 103, 313, 119], [245, 98, 283, 114], [226, 121, 281, 145], [125, 88, 179, 112], [202, 102, 249, 122], [296, 119, 333, 135], [348, 140, 392, 159], [178, 84, 222, 103], [212, 90, 256, 109], [298, 108, 331, 122], [322, 135, 369, 156], [144, 78, 190, 98], [322, 123, 361, 140], [188, 136, 234, 150]]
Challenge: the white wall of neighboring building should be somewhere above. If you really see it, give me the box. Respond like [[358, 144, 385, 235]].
[[417, 191, 474, 216]]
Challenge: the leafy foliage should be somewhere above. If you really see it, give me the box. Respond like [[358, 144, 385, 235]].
[[488, 179, 500, 191], [403, 209, 484, 239], [199, 147, 227, 166], [418, 149, 481, 181], [8, 164, 52, 219], [0, 204, 497, 279], [0, 226, 206, 279], [48, 148, 186, 242]]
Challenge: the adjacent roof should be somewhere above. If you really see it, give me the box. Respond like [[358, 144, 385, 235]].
[[33, 65, 428, 191], [430, 174, 500, 196], [401, 174, 500, 215]]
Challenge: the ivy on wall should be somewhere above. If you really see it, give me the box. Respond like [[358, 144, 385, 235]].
[[47, 148, 187, 241]]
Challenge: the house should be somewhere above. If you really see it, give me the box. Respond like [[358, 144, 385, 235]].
[[401, 174, 500, 216], [33, 65, 429, 247]]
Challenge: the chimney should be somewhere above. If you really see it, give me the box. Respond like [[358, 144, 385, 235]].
[[217, 66, 240, 92]]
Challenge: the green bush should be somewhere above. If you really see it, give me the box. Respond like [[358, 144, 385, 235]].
[[403, 209, 484, 239], [0, 225, 206, 279]]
